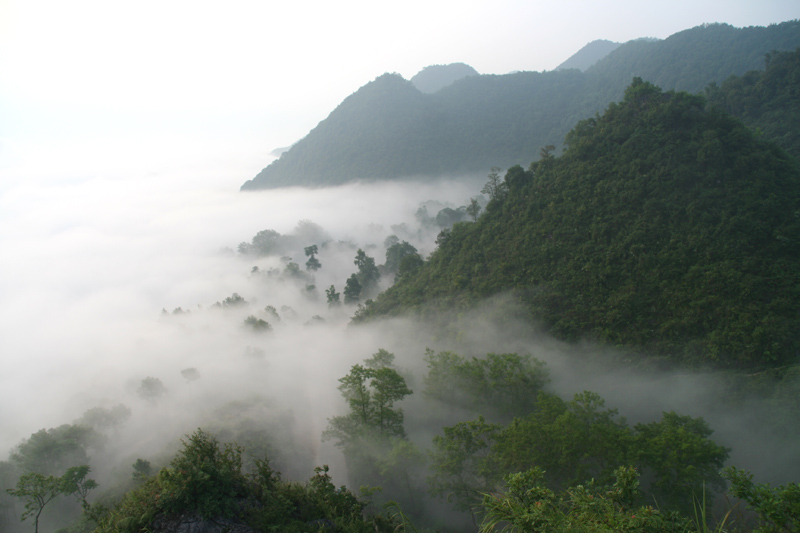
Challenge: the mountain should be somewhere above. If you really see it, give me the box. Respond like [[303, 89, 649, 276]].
[[356, 79, 800, 369], [706, 47, 800, 159], [555, 39, 621, 71], [410, 62, 479, 93], [241, 20, 800, 191]]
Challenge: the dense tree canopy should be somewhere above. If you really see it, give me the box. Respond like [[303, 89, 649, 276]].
[[359, 79, 800, 368]]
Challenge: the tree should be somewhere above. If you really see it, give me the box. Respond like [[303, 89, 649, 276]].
[[493, 391, 633, 489], [466, 197, 482, 221], [7, 472, 62, 533], [181, 368, 200, 383], [76, 404, 131, 434], [11, 425, 104, 476], [354, 249, 380, 295], [428, 416, 502, 526], [422, 350, 550, 419], [322, 351, 413, 482], [384, 241, 418, 274], [238, 229, 283, 256], [137, 377, 167, 404], [326, 285, 341, 306], [304, 245, 322, 271], [396, 252, 424, 281], [343, 274, 362, 304], [723, 466, 800, 532], [59, 465, 98, 515], [481, 166, 508, 203], [244, 315, 272, 332], [215, 293, 247, 308], [158, 430, 247, 519], [7, 466, 97, 533], [479, 466, 690, 533], [633, 411, 730, 512]]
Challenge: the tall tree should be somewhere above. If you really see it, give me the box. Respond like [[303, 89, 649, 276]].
[[304, 245, 322, 271], [343, 275, 361, 304], [354, 249, 380, 295]]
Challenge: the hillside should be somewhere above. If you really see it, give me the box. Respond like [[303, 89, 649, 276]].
[[706, 47, 800, 159], [356, 79, 800, 369], [555, 39, 621, 71], [241, 20, 800, 190], [410, 62, 479, 93]]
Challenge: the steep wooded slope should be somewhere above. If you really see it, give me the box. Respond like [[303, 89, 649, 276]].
[[357, 80, 800, 369], [707, 47, 800, 159]]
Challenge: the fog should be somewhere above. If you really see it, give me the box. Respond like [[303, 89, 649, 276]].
[[0, 164, 484, 465], [1, 148, 798, 531]]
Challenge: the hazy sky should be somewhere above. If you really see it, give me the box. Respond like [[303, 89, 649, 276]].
[[1, 0, 798, 187]]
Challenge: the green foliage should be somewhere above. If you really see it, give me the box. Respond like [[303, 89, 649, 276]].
[[492, 392, 633, 490], [7, 472, 63, 532], [723, 466, 800, 532], [385, 240, 418, 275], [326, 284, 341, 306], [136, 377, 167, 403], [423, 349, 550, 419], [76, 404, 131, 434], [707, 48, 800, 160], [7, 466, 98, 533], [238, 228, 282, 256], [11, 425, 104, 476], [157, 430, 247, 519], [428, 416, 503, 518], [305, 244, 322, 271], [479, 466, 691, 532], [634, 412, 730, 512], [97, 430, 395, 533], [466, 197, 482, 221], [214, 292, 247, 308], [354, 249, 381, 296], [323, 351, 413, 448], [131, 459, 152, 483], [364, 78, 800, 368], [344, 274, 362, 304], [244, 315, 272, 331], [428, 387, 730, 519]]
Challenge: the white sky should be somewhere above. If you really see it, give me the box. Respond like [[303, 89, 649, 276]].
[[1, 0, 798, 186]]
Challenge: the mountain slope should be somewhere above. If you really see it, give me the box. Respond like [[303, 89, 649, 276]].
[[241, 20, 800, 191], [555, 39, 621, 71], [706, 47, 800, 159], [410, 63, 479, 93], [356, 80, 800, 369]]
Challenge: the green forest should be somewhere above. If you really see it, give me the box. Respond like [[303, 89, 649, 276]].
[[358, 76, 800, 370]]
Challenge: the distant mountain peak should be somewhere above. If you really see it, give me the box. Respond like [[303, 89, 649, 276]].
[[410, 63, 479, 93], [556, 39, 621, 71]]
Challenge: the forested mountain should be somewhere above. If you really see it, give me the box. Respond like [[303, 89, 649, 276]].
[[356, 79, 800, 369], [241, 20, 800, 190], [706, 47, 800, 159], [555, 39, 621, 71], [410, 62, 479, 93]]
